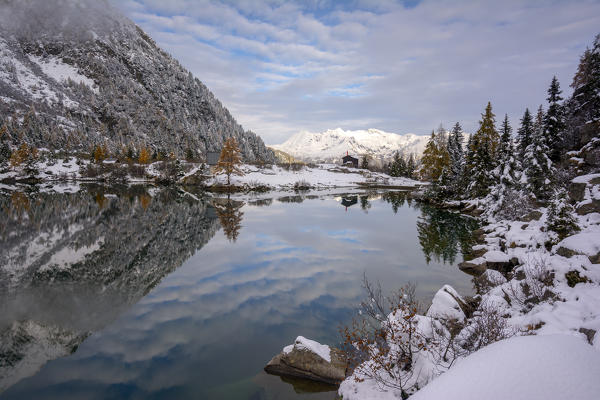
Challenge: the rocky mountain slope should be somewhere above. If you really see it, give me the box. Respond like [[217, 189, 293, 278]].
[[270, 128, 432, 164], [0, 0, 274, 162]]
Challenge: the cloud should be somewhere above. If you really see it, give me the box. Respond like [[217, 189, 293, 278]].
[[110, 0, 600, 144]]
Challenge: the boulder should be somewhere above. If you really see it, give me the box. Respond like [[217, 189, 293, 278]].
[[181, 171, 209, 186], [458, 260, 486, 275], [556, 246, 579, 258], [264, 336, 347, 385], [521, 210, 543, 222], [576, 199, 600, 215], [426, 285, 469, 321], [474, 269, 507, 294]]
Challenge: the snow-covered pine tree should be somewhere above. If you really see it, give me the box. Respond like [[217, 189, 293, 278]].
[[544, 76, 566, 162], [486, 115, 526, 219], [565, 33, 600, 149], [406, 153, 416, 179], [546, 188, 579, 241], [517, 108, 534, 160], [447, 122, 465, 196], [524, 106, 555, 201], [468, 102, 500, 197]]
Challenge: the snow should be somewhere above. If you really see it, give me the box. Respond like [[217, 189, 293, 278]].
[[283, 336, 331, 362], [482, 250, 510, 262], [572, 173, 600, 184], [426, 285, 466, 321], [411, 335, 600, 400], [211, 163, 423, 189], [556, 232, 600, 256], [28, 54, 97, 92], [270, 128, 465, 162]]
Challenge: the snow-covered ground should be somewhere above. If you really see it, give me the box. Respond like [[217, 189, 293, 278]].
[[208, 163, 422, 189], [411, 334, 600, 400], [339, 172, 600, 399], [1, 158, 423, 191]]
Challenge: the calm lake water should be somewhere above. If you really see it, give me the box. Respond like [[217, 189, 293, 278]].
[[0, 186, 478, 400]]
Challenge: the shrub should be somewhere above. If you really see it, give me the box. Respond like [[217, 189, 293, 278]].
[[293, 179, 312, 191]]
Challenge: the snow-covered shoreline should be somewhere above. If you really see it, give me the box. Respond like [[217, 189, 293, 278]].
[[339, 172, 600, 400], [0, 158, 424, 192]]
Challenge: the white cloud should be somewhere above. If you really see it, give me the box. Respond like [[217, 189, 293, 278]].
[[111, 0, 600, 144]]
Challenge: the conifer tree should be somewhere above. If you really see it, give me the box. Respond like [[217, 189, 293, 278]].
[[214, 137, 244, 186], [486, 115, 525, 218], [406, 153, 416, 179], [546, 188, 579, 241], [565, 34, 600, 149], [524, 106, 555, 201], [544, 76, 565, 162], [138, 147, 151, 164], [447, 122, 465, 195], [517, 108, 534, 159], [361, 154, 369, 169], [420, 131, 438, 181], [468, 102, 500, 197], [420, 128, 450, 182]]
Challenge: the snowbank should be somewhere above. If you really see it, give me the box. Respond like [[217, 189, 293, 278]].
[[411, 335, 600, 400]]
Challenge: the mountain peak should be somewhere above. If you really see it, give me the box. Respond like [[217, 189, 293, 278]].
[[270, 128, 429, 163]]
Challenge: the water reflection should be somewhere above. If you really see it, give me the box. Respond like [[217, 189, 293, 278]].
[[214, 197, 245, 242], [0, 187, 478, 399], [416, 204, 479, 265], [0, 186, 220, 393]]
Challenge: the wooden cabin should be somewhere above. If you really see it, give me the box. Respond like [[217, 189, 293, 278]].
[[342, 154, 358, 168]]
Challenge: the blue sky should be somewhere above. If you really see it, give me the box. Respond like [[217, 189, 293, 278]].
[[111, 0, 600, 144]]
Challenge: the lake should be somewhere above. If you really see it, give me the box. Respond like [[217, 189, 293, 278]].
[[0, 185, 478, 400]]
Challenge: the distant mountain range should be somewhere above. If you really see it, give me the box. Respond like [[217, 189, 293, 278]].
[[0, 0, 274, 162], [270, 128, 432, 164]]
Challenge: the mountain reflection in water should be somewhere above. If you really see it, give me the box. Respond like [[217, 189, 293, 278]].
[[0, 187, 477, 400]]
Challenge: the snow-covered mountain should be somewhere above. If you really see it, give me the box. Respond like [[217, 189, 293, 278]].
[[0, 0, 274, 162], [270, 128, 430, 163]]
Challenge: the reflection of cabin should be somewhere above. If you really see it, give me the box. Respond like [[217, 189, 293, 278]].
[[342, 154, 358, 168], [207, 151, 220, 166], [341, 195, 358, 208]]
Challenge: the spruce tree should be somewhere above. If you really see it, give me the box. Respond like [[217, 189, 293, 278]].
[[524, 106, 555, 201], [447, 122, 465, 195], [406, 153, 416, 179], [487, 115, 525, 218], [517, 108, 534, 159], [468, 102, 499, 197], [566, 34, 600, 148], [544, 76, 565, 162], [546, 188, 579, 241]]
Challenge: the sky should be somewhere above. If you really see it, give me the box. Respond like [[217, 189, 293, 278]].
[[110, 0, 600, 144]]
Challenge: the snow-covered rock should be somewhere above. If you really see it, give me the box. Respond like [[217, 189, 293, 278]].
[[426, 285, 467, 321], [555, 232, 600, 257], [411, 335, 600, 400], [265, 336, 346, 385]]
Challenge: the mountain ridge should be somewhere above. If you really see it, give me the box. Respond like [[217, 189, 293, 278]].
[[0, 0, 274, 162], [270, 128, 432, 164]]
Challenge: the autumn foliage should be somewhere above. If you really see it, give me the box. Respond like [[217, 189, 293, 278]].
[[213, 137, 244, 186]]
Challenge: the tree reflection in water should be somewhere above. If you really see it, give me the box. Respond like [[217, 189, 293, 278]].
[[213, 197, 244, 242], [382, 191, 478, 265]]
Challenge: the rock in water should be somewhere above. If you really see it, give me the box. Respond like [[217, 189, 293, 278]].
[[264, 336, 346, 385]]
